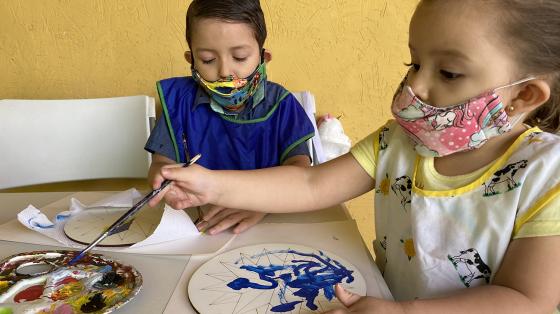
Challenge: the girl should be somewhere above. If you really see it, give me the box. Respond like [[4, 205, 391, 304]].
[[150, 1, 560, 313]]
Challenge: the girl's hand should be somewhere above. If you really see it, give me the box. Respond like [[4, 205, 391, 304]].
[[196, 205, 267, 235], [323, 284, 405, 314], [148, 163, 215, 208]]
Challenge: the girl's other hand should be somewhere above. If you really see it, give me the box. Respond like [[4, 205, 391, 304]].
[[322, 284, 404, 314]]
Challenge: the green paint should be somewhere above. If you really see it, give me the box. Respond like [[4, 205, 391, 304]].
[[0, 306, 13, 314]]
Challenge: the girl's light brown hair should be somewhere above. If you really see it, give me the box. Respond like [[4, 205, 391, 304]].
[[491, 0, 560, 133]]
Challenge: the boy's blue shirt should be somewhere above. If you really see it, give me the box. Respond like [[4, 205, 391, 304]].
[[145, 76, 314, 170]]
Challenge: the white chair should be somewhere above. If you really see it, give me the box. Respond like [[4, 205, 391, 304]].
[[0, 96, 155, 189], [292, 91, 326, 165]]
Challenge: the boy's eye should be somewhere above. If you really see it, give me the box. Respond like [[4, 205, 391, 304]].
[[201, 59, 215, 64], [404, 62, 420, 71], [440, 70, 462, 80]]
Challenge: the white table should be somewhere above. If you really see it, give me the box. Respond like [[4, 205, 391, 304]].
[[0, 192, 392, 313]]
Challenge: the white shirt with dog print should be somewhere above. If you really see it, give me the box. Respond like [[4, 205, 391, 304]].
[[351, 120, 560, 301]]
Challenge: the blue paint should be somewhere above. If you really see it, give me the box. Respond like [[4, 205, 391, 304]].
[[227, 249, 355, 312], [28, 217, 54, 228], [270, 301, 302, 312], [55, 211, 72, 221]]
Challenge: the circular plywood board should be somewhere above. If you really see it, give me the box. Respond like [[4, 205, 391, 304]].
[[64, 206, 163, 247], [0, 250, 142, 313], [188, 243, 367, 314]]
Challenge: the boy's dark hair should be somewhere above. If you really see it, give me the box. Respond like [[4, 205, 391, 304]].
[[186, 0, 267, 49]]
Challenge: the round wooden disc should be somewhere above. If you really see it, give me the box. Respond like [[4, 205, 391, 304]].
[[63, 206, 163, 247], [188, 243, 367, 314]]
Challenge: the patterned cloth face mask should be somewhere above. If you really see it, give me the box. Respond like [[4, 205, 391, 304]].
[[391, 76, 534, 157], [192, 61, 266, 110]]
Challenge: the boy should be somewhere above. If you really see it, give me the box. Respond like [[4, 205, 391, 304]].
[[145, 0, 315, 235]]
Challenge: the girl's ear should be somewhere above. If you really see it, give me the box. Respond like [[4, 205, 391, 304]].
[[184, 51, 193, 65], [509, 79, 551, 116], [263, 49, 272, 63]]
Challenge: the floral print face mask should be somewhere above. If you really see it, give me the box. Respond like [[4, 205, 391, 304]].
[[391, 76, 533, 157], [192, 61, 266, 110]]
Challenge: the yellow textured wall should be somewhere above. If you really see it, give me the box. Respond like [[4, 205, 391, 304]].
[[0, 0, 417, 251]]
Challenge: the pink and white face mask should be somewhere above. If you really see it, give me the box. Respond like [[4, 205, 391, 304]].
[[391, 77, 533, 157]]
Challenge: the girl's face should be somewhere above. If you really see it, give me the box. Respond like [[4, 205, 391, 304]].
[[188, 18, 261, 82], [406, 1, 521, 108]]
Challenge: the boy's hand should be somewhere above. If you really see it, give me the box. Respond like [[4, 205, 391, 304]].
[[196, 205, 266, 235], [323, 284, 404, 314]]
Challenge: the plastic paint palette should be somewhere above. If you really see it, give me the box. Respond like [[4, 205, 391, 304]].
[[0, 250, 142, 313], [188, 243, 367, 314]]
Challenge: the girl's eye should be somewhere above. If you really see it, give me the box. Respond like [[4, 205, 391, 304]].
[[404, 62, 420, 72], [201, 59, 215, 64], [234, 57, 248, 62], [440, 70, 462, 80]]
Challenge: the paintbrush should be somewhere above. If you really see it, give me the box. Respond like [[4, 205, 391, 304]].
[[68, 154, 202, 265]]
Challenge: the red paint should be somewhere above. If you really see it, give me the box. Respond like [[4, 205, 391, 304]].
[[14, 284, 44, 302]]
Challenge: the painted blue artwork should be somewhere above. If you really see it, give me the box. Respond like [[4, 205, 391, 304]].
[[227, 249, 355, 312], [188, 244, 366, 314]]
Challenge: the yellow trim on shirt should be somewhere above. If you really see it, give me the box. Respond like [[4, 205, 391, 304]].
[[350, 121, 393, 179], [350, 132, 378, 179], [514, 182, 560, 237], [412, 126, 542, 197]]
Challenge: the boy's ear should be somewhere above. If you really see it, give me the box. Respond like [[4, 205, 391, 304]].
[[184, 51, 193, 65], [263, 49, 272, 63], [510, 79, 551, 116]]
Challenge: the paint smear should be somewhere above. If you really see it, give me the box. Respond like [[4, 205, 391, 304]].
[[227, 249, 354, 312]]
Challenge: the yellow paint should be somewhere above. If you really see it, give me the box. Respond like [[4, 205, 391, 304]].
[[401, 238, 416, 260], [51, 281, 83, 301], [0, 0, 419, 255], [378, 173, 391, 196]]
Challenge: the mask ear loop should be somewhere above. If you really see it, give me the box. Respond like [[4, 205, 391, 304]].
[[494, 76, 535, 91], [497, 77, 535, 128]]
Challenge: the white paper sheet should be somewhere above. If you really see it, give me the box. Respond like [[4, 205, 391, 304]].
[[0, 189, 235, 255]]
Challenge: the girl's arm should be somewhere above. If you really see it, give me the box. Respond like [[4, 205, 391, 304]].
[[197, 154, 312, 235], [149, 153, 376, 213], [282, 154, 312, 167], [331, 235, 560, 314], [401, 235, 560, 313]]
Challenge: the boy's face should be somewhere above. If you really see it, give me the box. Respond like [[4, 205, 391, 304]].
[[186, 18, 267, 82]]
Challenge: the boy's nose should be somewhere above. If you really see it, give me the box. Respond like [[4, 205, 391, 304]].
[[218, 61, 232, 79]]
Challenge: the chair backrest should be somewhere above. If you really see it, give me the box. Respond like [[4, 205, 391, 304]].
[[291, 91, 326, 165], [0, 96, 155, 189]]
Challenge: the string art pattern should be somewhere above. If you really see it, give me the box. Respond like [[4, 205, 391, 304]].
[[63, 207, 162, 247], [188, 243, 366, 313]]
